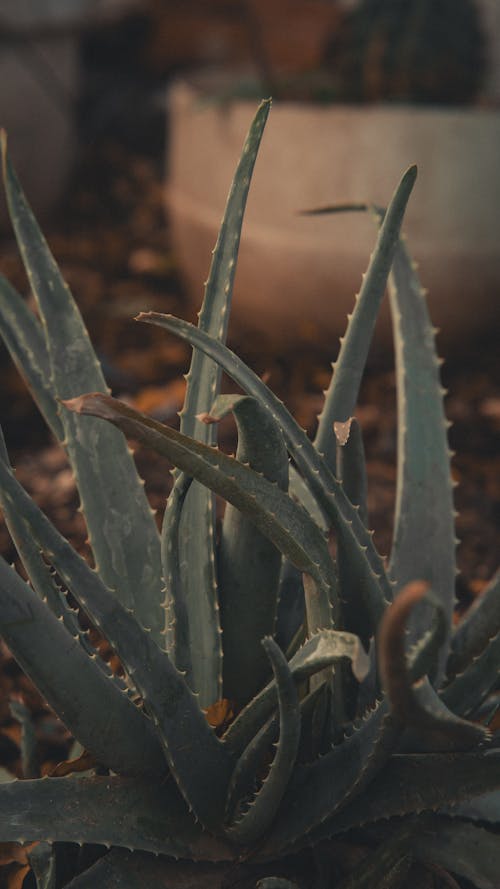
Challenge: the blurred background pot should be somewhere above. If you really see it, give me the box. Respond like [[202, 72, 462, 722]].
[[0, 0, 139, 228], [167, 74, 500, 355]]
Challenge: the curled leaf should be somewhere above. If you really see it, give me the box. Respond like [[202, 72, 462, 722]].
[[333, 418, 354, 446], [378, 581, 489, 749]]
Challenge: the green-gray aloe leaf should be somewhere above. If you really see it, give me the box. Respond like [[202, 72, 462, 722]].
[[226, 638, 300, 845], [334, 817, 418, 889], [257, 880, 300, 889], [0, 555, 165, 777], [445, 787, 500, 822], [0, 426, 91, 646], [0, 776, 233, 860], [335, 418, 368, 526], [288, 466, 329, 532], [66, 394, 337, 629], [225, 687, 323, 826], [335, 418, 372, 642], [314, 166, 417, 472], [447, 569, 500, 678], [0, 459, 235, 832], [388, 237, 456, 680], [440, 626, 500, 719], [210, 394, 289, 705], [0, 134, 164, 643], [64, 850, 230, 889], [410, 816, 500, 889], [260, 699, 399, 856], [176, 100, 271, 707], [1, 428, 133, 698], [160, 473, 193, 671], [224, 629, 370, 757], [305, 750, 500, 847], [138, 313, 392, 633], [0, 275, 63, 439], [378, 581, 488, 750]]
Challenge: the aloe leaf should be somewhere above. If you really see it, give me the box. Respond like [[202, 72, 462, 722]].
[[334, 817, 418, 889], [65, 394, 337, 630], [226, 639, 300, 845], [138, 313, 392, 632], [306, 750, 500, 847], [335, 418, 372, 642], [314, 166, 417, 472], [224, 629, 370, 757], [0, 427, 91, 648], [275, 562, 305, 652], [335, 419, 368, 525], [378, 581, 488, 750], [387, 238, 456, 680], [0, 431, 135, 699], [161, 473, 193, 671], [0, 275, 63, 439], [410, 816, 500, 889], [10, 698, 39, 778], [64, 849, 230, 889], [257, 880, 300, 889], [0, 776, 233, 860], [288, 466, 329, 531], [0, 555, 165, 777], [176, 100, 271, 707], [0, 460, 235, 832], [440, 627, 500, 719], [260, 699, 399, 856], [339, 857, 412, 889], [225, 711, 279, 827], [445, 787, 500, 823], [0, 135, 164, 643], [447, 569, 500, 678], [209, 394, 289, 705]]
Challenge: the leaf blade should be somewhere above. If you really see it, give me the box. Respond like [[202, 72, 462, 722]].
[[0, 458, 234, 832], [388, 237, 456, 679], [0, 136, 164, 642], [66, 394, 337, 633], [138, 313, 392, 633], [213, 395, 289, 705], [0, 776, 233, 860], [0, 275, 63, 439], [224, 628, 370, 757], [176, 100, 271, 706], [314, 166, 417, 470], [0, 555, 165, 778], [226, 638, 300, 845]]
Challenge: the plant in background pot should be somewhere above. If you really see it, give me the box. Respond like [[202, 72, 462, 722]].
[[0, 102, 499, 887], [167, 0, 500, 353]]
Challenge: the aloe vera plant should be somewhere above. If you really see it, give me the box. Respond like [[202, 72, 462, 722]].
[[0, 102, 498, 889]]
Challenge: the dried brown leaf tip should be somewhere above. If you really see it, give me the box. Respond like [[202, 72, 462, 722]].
[[196, 412, 220, 425], [333, 417, 354, 446], [49, 750, 97, 778], [204, 699, 235, 735], [378, 580, 429, 719]]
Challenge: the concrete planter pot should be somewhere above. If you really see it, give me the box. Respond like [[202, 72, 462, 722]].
[[167, 76, 500, 353], [0, 0, 139, 227]]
